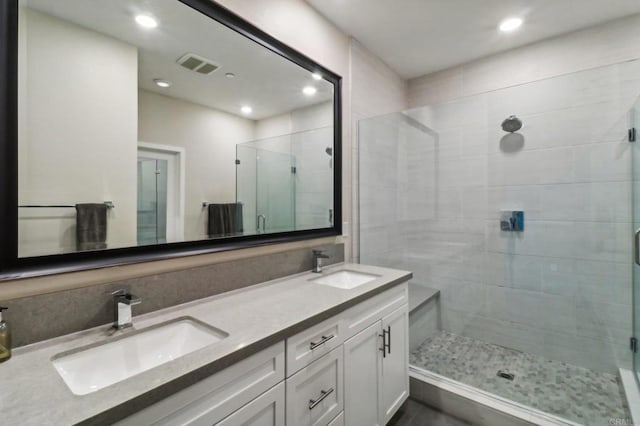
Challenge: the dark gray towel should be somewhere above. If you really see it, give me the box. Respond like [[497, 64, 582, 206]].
[[208, 203, 243, 238], [76, 203, 107, 251]]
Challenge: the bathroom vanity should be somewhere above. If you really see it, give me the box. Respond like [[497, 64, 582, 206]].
[[0, 264, 411, 425]]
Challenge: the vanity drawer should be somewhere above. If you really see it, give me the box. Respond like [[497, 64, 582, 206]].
[[328, 411, 344, 426], [116, 342, 285, 426], [342, 282, 408, 341], [286, 315, 342, 376], [216, 382, 285, 426], [286, 346, 343, 426]]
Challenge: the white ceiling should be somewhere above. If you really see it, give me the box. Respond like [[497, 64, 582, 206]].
[[22, 0, 333, 120], [306, 0, 640, 79]]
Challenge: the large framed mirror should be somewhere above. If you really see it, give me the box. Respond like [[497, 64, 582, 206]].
[[0, 0, 342, 279]]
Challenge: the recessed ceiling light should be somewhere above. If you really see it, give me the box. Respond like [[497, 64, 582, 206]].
[[225, 72, 236, 79], [499, 17, 523, 32], [303, 86, 317, 96], [241, 106, 252, 114], [153, 79, 171, 88], [135, 14, 158, 29], [312, 73, 322, 81]]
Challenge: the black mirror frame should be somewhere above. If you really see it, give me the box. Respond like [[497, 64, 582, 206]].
[[0, 0, 342, 280]]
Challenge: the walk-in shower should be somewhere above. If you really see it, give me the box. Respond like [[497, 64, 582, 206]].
[[358, 59, 640, 425]]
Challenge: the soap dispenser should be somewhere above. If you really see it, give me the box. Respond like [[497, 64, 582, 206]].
[[0, 307, 11, 362]]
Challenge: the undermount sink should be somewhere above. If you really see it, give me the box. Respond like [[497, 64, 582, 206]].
[[52, 317, 228, 395], [310, 270, 379, 289]]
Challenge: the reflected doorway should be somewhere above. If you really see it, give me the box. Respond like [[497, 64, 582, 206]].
[[137, 143, 184, 245]]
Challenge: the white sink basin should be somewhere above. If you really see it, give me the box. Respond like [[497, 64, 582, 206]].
[[52, 317, 228, 395], [310, 270, 379, 289]]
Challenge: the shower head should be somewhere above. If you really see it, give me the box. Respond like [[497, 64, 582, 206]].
[[501, 115, 522, 133], [325, 147, 333, 156]]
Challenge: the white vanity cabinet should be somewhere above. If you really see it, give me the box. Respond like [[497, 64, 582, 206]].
[[342, 287, 409, 426], [116, 282, 408, 426], [286, 282, 409, 426]]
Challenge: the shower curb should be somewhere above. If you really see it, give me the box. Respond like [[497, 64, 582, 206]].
[[409, 367, 581, 426], [619, 368, 640, 426]]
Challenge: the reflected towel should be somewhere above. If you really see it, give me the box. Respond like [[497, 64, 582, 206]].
[[76, 203, 107, 251], [208, 203, 243, 238]]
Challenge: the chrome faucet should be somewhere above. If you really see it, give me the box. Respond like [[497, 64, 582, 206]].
[[112, 289, 142, 330], [312, 249, 330, 273]]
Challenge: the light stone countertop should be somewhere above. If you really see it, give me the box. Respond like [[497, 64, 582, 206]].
[[0, 263, 411, 425]]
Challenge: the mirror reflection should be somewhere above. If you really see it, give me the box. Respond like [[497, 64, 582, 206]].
[[17, 0, 335, 257]]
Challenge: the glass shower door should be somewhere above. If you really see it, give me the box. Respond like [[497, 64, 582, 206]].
[[236, 144, 258, 235], [256, 149, 295, 233], [633, 99, 640, 380], [235, 145, 295, 235]]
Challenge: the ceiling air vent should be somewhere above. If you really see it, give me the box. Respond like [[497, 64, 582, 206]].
[[177, 53, 219, 75]]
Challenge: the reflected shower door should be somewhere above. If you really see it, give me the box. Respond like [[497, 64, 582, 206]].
[[633, 99, 640, 381], [236, 144, 258, 235], [235, 146, 295, 234], [256, 149, 295, 233]]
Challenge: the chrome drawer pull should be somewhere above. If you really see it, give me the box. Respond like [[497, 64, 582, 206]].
[[635, 228, 640, 266], [308, 387, 334, 410], [309, 334, 335, 350]]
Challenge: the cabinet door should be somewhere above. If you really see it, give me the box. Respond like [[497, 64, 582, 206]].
[[343, 321, 383, 426], [216, 382, 285, 426], [380, 304, 409, 424]]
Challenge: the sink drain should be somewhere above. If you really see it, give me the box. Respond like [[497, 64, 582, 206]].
[[497, 370, 515, 381]]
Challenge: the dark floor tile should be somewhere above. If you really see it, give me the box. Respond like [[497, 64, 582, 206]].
[[388, 398, 471, 426]]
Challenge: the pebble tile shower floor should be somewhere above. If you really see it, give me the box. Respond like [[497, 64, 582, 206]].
[[411, 331, 630, 425]]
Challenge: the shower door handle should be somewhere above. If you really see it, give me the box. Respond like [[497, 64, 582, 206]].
[[635, 228, 640, 266], [257, 214, 266, 233]]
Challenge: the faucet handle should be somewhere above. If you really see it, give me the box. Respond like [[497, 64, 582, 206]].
[[111, 289, 141, 305], [312, 249, 330, 258], [127, 294, 142, 305]]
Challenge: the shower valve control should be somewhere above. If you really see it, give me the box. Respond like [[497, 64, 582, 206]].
[[500, 211, 524, 232]]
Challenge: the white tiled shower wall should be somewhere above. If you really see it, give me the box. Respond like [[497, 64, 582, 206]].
[[291, 126, 334, 229], [359, 14, 640, 373]]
